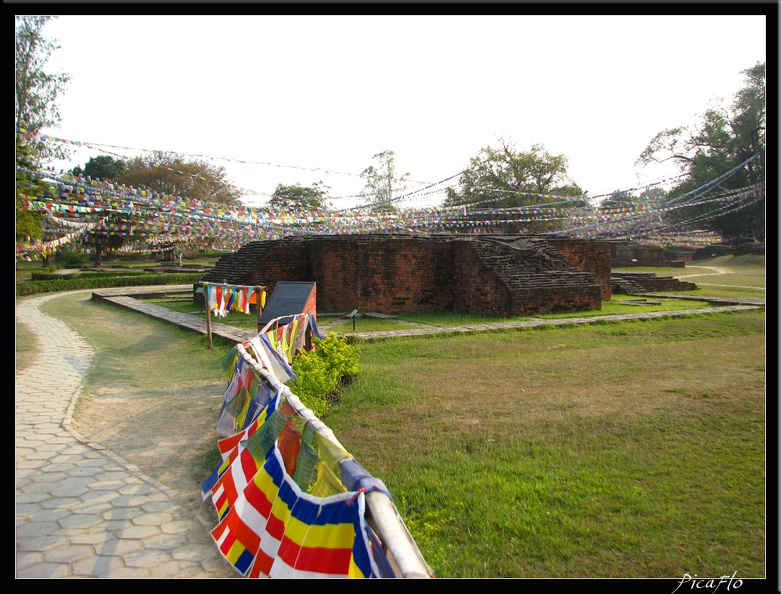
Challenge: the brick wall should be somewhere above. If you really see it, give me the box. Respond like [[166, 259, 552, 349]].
[[692, 244, 735, 259], [665, 247, 696, 262], [734, 242, 765, 255], [451, 241, 512, 315], [202, 234, 608, 316], [611, 272, 697, 293], [308, 236, 455, 313], [611, 241, 667, 267], [544, 238, 613, 300]]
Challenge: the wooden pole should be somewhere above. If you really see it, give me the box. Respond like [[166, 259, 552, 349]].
[[204, 283, 213, 349], [255, 286, 264, 333]]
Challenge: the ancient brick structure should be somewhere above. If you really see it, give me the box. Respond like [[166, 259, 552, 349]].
[[611, 272, 698, 294], [664, 247, 697, 263], [734, 242, 765, 256], [543, 238, 612, 301], [692, 245, 735, 259], [200, 234, 613, 317], [610, 241, 667, 267]]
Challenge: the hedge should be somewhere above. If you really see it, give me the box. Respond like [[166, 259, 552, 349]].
[[31, 270, 150, 281], [16, 273, 206, 297]]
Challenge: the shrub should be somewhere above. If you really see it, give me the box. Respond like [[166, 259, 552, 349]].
[[188, 249, 230, 259], [30, 270, 149, 281], [113, 252, 153, 262], [54, 249, 91, 268], [15, 272, 205, 297], [289, 333, 361, 418]]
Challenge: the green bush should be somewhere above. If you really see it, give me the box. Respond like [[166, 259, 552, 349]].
[[15, 272, 205, 297], [188, 249, 230, 259], [78, 270, 149, 279], [31, 272, 81, 281], [54, 249, 92, 268], [113, 252, 154, 262], [289, 333, 361, 418], [30, 270, 149, 281]]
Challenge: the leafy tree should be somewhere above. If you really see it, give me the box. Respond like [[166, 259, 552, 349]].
[[636, 62, 765, 241], [444, 138, 586, 233], [114, 151, 242, 205], [359, 150, 410, 212], [71, 155, 127, 181], [82, 211, 136, 266], [268, 181, 330, 209], [638, 186, 668, 203], [16, 141, 47, 244], [15, 16, 71, 160], [15, 15, 70, 247], [599, 189, 640, 209]]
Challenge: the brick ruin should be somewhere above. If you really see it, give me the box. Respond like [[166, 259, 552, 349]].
[[611, 272, 698, 294], [200, 234, 613, 317], [611, 241, 667, 267], [612, 239, 765, 267]]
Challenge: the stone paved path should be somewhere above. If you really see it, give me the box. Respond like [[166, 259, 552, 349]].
[[15, 292, 236, 579]]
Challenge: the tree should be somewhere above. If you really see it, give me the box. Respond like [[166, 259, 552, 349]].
[[359, 150, 410, 211], [444, 138, 585, 233], [83, 211, 135, 266], [15, 16, 71, 160], [72, 155, 127, 181], [636, 62, 765, 241], [638, 186, 668, 204], [114, 151, 242, 205], [268, 181, 330, 209], [599, 189, 639, 209], [15, 142, 47, 244], [15, 15, 70, 248]]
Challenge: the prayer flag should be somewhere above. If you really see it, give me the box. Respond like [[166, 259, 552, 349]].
[[211, 443, 387, 578]]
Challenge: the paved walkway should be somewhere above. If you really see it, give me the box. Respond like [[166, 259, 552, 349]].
[[15, 292, 236, 579], [16, 287, 765, 578]]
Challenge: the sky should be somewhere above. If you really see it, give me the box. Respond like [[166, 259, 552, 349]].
[[33, 13, 767, 210]]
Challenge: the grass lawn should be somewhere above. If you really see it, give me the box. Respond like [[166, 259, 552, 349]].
[[326, 310, 766, 578]]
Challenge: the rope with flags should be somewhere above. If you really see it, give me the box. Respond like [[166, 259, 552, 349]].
[[16, 131, 765, 259]]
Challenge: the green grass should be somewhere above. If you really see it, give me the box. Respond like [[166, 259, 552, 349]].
[[14, 317, 38, 372], [326, 310, 766, 578], [141, 296, 724, 335], [614, 254, 766, 298], [29, 291, 236, 499], [39, 293, 234, 396]]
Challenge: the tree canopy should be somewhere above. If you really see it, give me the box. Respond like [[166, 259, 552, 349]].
[[359, 150, 410, 212], [72, 155, 127, 181], [16, 15, 70, 245], [268, 181, 330, 209], [15, 16, 71, 159], [114, 151, 243, 205], [444, 139, 586, 233], [636, 61, 765, 241], [15, 142, 48, 243]]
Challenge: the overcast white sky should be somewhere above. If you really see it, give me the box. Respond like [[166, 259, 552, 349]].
[[35, 13, 767, 209]]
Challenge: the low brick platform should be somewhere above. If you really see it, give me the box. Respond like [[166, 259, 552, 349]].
[[91, 286, 764, 345], [611, 272, 698, 294]]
